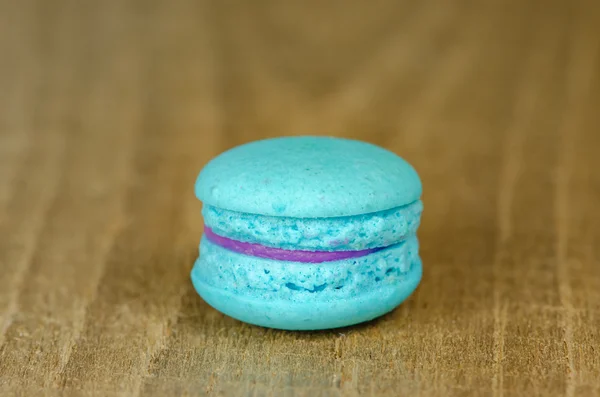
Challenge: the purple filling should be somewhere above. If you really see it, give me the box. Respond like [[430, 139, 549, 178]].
[[204, 227, 384, 263]]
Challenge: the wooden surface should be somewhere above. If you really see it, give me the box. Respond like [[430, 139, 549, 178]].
[[1, 0, 600, 395]]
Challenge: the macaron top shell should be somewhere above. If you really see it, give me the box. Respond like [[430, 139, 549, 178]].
[[195, 136, 422, 218]]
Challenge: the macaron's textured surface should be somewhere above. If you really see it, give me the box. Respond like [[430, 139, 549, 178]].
[[192, 136, 423, 330], [202, 200, 423, 251], [195, 136, 422, 218]]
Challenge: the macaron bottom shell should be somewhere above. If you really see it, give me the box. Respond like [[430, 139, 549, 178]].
[[192, 259, 421, 330], [191, 237, 422, 330]]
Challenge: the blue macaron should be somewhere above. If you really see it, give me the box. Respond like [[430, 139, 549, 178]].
[[192, 136, 423, 330]]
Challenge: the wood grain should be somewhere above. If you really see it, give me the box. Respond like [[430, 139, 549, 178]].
[[1, 0, 599, 396]]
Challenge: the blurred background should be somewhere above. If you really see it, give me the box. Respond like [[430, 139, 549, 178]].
[[1, 0, 599, 396]]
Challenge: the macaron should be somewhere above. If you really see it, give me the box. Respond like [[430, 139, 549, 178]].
[[192, 136, 423, 330]]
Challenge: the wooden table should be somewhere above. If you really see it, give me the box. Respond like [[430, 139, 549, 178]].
[[1, 0, 599, 395]]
